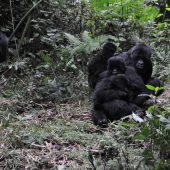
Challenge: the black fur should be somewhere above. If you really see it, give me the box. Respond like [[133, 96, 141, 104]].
[[92, 57, 144, 127], [88, 41, 117, 90], [99, 56, 145, 100], [0, 32, 8, 62], [127, 44, 152, 84]]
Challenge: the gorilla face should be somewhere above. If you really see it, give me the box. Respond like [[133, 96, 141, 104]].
[[107, 57, 126, 75], [130, 44, 151, 70], [135, 59, 144, 69], [129, 44, 152, 83], [133, 54, 152, 75]]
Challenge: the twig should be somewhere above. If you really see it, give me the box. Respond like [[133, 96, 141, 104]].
[[9, 0, 19, 58], [9, 0, 43, 42], [88, 151, 96, 170], [18, 15, 32, 52]]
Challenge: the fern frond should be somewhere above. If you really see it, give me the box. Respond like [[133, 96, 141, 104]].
[[64, 32, 81, 46], [81, 31, 92, 43]]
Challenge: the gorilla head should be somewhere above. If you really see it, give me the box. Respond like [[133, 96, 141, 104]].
[[101, 40, 117, 60], [0, 32, 8, 62], [130, 44, 151, 59], [128, 44, 152, 83], [107, 56, 126, 76]]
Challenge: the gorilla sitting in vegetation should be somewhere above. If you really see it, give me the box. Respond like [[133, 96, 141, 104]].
[[111, 44, 164, 107], [127, 44, 164, 106], [99, 55, 145, 100], [0, 32, 8, 62], [90, 44, 164, 126], [92, 57, 144, 126], [97, 44, 152, 85], [88, 40, 117, 90], [127, 44, 152, 84]]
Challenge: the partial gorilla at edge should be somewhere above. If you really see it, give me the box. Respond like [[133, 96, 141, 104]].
[[0, 32, 8, 62]]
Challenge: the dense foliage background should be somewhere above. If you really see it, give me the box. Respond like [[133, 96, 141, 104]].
[[0, 0, 170, 169]]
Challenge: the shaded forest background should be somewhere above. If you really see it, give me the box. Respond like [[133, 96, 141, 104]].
[[0, 0, 170, 169]]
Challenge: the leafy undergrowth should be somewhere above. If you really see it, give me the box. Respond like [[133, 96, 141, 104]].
[[0, 61, 170, 170]]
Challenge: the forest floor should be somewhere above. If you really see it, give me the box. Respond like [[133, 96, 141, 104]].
[[0, 63, 170, 170]]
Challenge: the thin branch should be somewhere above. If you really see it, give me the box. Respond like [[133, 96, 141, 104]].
[[18, 15, 31, 52], [9, 0, 19, 58], [9, 0, 43, 42]]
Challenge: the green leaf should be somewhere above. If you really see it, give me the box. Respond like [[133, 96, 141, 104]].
[[166, 7, 170, 12], [156, 13, 163, 18], [134, 125, 151, 140], [145, 84, 156, 91], [119, 121, 136, 128]]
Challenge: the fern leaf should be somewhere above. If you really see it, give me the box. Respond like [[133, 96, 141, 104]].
[[64, 32, 81, 46]]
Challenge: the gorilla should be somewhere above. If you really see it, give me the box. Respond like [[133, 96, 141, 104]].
[[92, 74, 133, 127], [103, 46, 163, 108], [88, 40, 117, 90], [127, 44, 164, 106], [93, 74, 129, 104], [92, 57, 144, 127], [99, 55, 145, 100], [127, 44, 152, 84], [0, 32, 8, 62], [99, 44, 152, 84]]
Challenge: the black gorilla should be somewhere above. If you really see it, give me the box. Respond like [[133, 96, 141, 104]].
[[127, 44, 152, 84], [93, 74, 129, 104], [0, 32, 8, 62], [99, 56, 145, 100], [92, 75, 132, 127], [88, 40, 117, 90], [92, 57, 144, 126], [127, 44, 164, 106], [108, 45, 164, 108], [103, 44, 152, 84]]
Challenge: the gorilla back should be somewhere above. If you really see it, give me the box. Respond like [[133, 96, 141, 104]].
[[0, 32, 8, 62], [88, 41, 117, 90]]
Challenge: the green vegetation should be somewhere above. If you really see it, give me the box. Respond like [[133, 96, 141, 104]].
[[0, 0, 170, 169]]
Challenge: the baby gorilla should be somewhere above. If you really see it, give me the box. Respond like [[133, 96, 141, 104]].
[[93, 74, 129, 105], [99, 55, 145, 100], [92, 57, 144, 127], [0, 32, 8, 62], [92, 74, 130, 126]]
